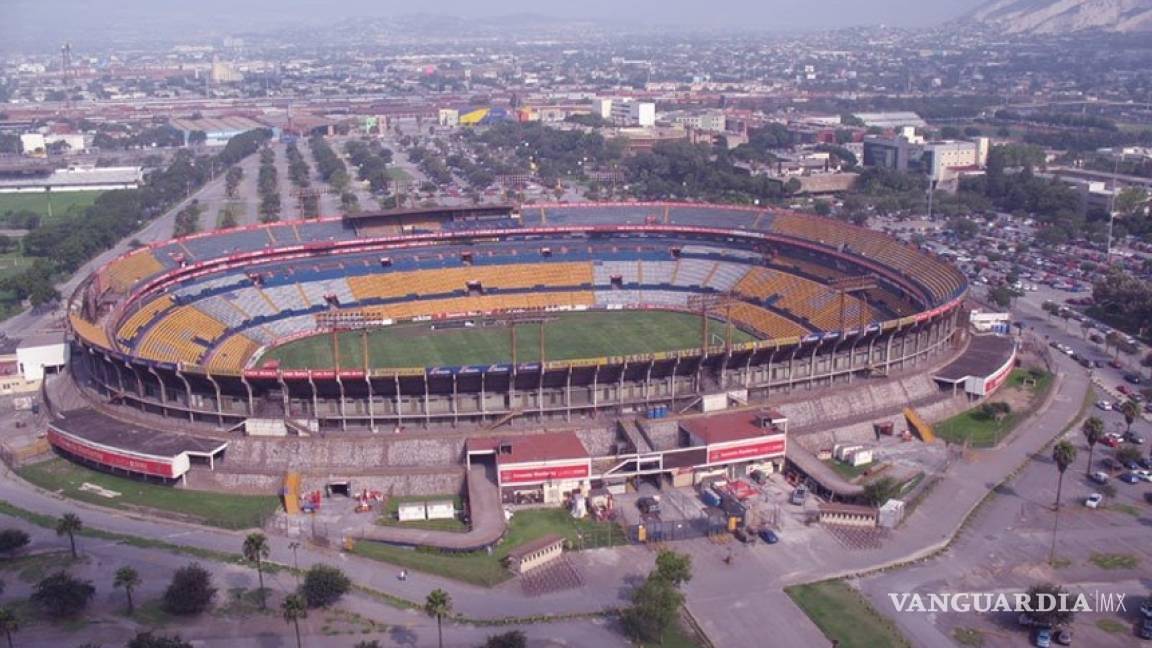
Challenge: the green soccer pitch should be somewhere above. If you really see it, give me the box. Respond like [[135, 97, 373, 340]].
[[259, 309, 758, 369]]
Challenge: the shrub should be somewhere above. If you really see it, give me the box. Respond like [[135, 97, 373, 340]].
[[301, 564, 351, 608], [31, 572, 95, 617], [162, 563, 216, 615], [0, 529, 29, 553]]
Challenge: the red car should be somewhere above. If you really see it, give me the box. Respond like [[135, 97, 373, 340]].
[[1117, 385, 1131, 396], [1101, 435, 1121, 448], [1109, 359, 1124, 369]]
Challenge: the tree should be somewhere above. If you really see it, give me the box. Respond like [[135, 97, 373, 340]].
[[127, 632, 194, 648], [1049, 440, 1077, 564], [1021, 583, 1075, 628], [282, 593, 307, 648], [56, 513, 82, 558], [224, 166, 243, 198], [0, 607, 18, 648], [31, 572, 94, 617], [482, 630, 526, 648], [163, 563, 216, 615], [862, 476, 902, 506], [654, 549, 693, 588], [620, 571, 684, 643], [115, 565, 141, 615], [0, 529, 28, 554], [242, 532, 271, 609], [1116, 444, 1143, 466], [218, 206, 239, 229], [1119, 400, 1138, 434], [1052, 441, 1076, 511], [1141, 352, 1152, 379], [301, 564, 350, 608], [424, 588, 453, 648], [1082, 417, 1105, 477], [187, 130, 207, 146]]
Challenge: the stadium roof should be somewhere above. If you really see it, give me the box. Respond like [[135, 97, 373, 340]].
[[343, 204, 517, 221]]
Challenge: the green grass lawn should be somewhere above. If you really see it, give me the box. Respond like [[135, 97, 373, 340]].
[[351, 508, 626, 587], [786, 580, 911, 648], [376, 495, 467, 532], [822, 459, 873, 481], [386, 167, 413, 183], [262, 310, 756, 369], [18, 458, 279, 530], [0, 252, 34, 280], [935, 368, 1053, 447], [0, 190, 104, 222]]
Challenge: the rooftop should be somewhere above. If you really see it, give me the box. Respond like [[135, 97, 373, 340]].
[[468, 431, 588, 465], [506, 533, 565, 561], [679, 410, 784, 445]]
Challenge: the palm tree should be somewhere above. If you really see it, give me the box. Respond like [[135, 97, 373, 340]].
[[114, 566, 141, 615], [423, 588, 453, 648], [56, 513, 82, 558], [242, 532, 271, 609], [1049, 440, 1078, 564], [1052, 441, 1077, 511], [0, 607, 17, 648], [1082, 417, 1105, 477], [1119, 400, 1138, 435], [282, 593, 307, 648]]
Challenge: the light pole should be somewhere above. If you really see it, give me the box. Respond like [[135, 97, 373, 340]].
[[1105, 153, 1124, 265]]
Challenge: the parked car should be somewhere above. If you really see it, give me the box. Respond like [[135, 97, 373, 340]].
[[1085, 493, 1104, 508], [1035, 627, 1053, 648], [1140, 597, 1152, 618], [1091, 471, 1111, 484], [1054, 628, 1072, 646], [1118, 385, 1131, 396], [1109, 359, 1124, 369], [1097, 400, 1113, 411], [1140, 617, 1152, 640], [637, 496, 661, 515], [1120, 472, 1141, 484], [1123, 459, 1142, 470], [733, 527, 755, 544], [1132, 469, 1152, 482], [1125, 432, 1146, 444], [758, 528, 779, 544], [1101, 435, 1121, 448]]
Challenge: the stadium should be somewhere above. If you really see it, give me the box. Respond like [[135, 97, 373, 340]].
[[66, 203, 966, 432], [47, 201, 985, 541]]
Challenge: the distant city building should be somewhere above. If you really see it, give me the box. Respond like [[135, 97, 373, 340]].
[[671, 111, 726, 132], [209, 58, 243, 84], [0, 166, 143, 194], [862, 130, 988, 190], [604, 99, 656, 127], [438, 108, 460, 127], [19, 133, 46, 157], [169, 115, 268, 146], [852, 111, 927, 129]]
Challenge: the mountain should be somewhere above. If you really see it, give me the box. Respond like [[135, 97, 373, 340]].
[[965, 0, 1152, 33]]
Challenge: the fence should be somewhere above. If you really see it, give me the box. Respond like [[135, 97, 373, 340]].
[[627, 514, 729, 544]]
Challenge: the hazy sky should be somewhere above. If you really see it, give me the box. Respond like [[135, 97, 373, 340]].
[[4, 0, 988, 45]]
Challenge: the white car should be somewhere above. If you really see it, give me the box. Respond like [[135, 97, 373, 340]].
[[1096, 400, 1113, 411], [1085, 493, 1103, 508], [1132, 469, 1152, 483]]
